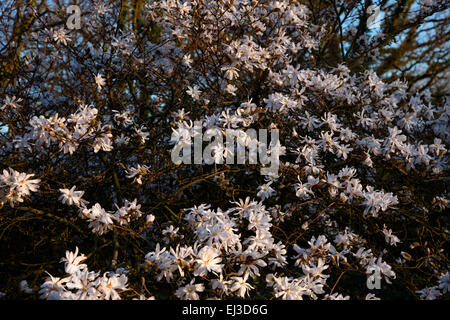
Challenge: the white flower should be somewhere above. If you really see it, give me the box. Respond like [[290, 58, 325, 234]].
[[416, 286, 442, 300], [194, 246, 223, 276], [162, 225, 179, 236], [60, 247, 87, 274], [432, 196, 449, 211], [302, 259, 329, 279], [270, 276, 307, 300], [112, 110, 133, 126], [324, 293, 350, 300], [135, 126, 150, 145], [0, 168, 40, 207], [365, 293, 380, 300], [115, 133, 130, 146], [20, 280, 34, 294], [3, 169, 40, 195], [237, 249, 267, 278], [82, 203, 115, 235], [221, 66, 239, 80], [211, 274, 232, 295], [59, 186, 86, 207], [98, 273, 128, 300], [92, 129, 113, 153], [145, 214, 155, 227], [225, 84, 237, 96], [186, 85, 201, 100], [257, 181, 276, 201], [38, 273, 68, 300], [125, 164, 150, 185], [52, 27, 71, 45], [366, 257, 396, 284], [172, 108, 190, 121], [175, 280, 204, 300], [437, 273, 450, 293], [382, 224, 401, 246], [295, 181, 314, 199], [183, 54, 193, 67], [94, 73, 106, 89], [1, 95, 23, 110], [230, 274, 253, 298], [362, 186, 398, 217], [170, 127, 192, 147], [96, 3, 111, 15], [40, 249, 129, 300]]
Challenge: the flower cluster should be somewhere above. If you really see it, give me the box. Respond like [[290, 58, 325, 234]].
[[141, 200, 397, 300], [416, 273, 450, 300], [0, 168, 40, 207], [39, 247, 129, 300], [58, 185, 143, 235]]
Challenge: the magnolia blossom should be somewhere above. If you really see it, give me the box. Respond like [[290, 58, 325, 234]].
[[59, 186, 86, 207], [175, 280, 204, 300], [194, 246, 223, 276], [94, 73, 105, 89], [0, 168, 40, 207], [40, 248, 129, 300], [230, 274, 254, 298]]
